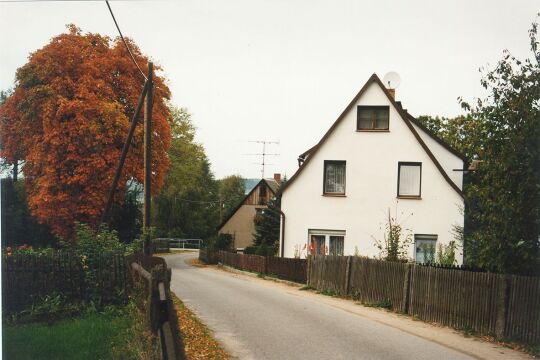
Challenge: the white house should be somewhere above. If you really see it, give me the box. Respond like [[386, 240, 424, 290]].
[[279, 74, 466, 264]]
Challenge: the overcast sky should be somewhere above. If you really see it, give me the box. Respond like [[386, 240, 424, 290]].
[[1, 0, 538, 179]]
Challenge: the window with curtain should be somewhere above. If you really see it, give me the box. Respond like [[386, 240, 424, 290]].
[[398, 162, 422, 197], [310, 235, 326, 255], [357, 106, 389, 130], [329, 236, 344, 256], [415, 234, 437, 264], [324, 161, 346, 195], [308, 230, 346, 256]]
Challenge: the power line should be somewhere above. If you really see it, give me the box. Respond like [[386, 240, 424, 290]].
[[0, 0, 143, 3], [105, 0, 147, 81], [1, 0, 143, 3]]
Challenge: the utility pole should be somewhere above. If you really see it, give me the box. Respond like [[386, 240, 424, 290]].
[[143, 62, 153, 255]]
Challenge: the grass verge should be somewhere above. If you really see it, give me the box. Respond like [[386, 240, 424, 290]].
[[3, 310, 126, 360], [3, 303, 160, 360], [171, 293, 229, 360]]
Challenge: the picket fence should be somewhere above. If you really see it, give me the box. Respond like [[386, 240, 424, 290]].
[[202, 250, 307, 283], [2, 251, 129, 313], [308, 255, 540, 345]]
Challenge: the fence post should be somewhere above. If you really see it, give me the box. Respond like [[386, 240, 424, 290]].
[[344, 256, 352, 295], [263, 256, 268, 275], [495, 274, 511, 339], [402, 263, 412, 314], [306, 256, 311, 287]]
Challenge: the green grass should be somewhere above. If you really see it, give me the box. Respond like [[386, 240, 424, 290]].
[[362, 299, 393, 309], [3, 311, 132, 360]]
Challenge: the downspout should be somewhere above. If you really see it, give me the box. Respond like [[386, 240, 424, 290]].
[[278, 209, 286, 257]]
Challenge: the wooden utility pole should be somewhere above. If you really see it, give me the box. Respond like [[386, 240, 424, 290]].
[[144, 62, 153, 255]]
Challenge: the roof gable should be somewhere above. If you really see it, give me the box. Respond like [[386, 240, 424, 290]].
[[217, 178, 277, 231], [280, 74, 464, 198]]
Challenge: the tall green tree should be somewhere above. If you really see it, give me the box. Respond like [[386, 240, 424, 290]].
[[218, 175, 245, 221], [1, 178, 56, 247], [253, 193, 282, 253], [461, 20, 540, 275], [109, 182, 143, 244], [420, 19, 540, 274], [152, 106, 219, 239], [416, 114, 482, 161]]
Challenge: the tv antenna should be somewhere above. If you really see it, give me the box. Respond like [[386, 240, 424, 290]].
[[244, 140, 279, 178]]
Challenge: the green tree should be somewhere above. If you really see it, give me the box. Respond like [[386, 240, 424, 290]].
[[460, 20, 540, 275], [1, 178, 56, 247], [218, 175, 245, 221], [109, 182, 143, 244], [416, 114, 483, 161], [252, 194, 281, 254], [152, 106, 219, 239]]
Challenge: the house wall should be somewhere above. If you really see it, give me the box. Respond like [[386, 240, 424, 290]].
[[410, 122, 464, 189], [244, 182, 274, 206], [219, 204, 263, 249], [218, 180, 277, 250], [280, 82, 464, 263]]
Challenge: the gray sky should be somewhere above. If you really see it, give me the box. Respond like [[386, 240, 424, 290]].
[[1, 0, 538, 179]]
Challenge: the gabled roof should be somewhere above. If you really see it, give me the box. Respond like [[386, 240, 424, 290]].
[[280, 73, 465, 198], [265, 178, 280, 194], [217, 178, 278, 231], [298, 144, 318, 161]]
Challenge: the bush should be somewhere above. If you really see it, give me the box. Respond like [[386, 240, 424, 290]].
[[204, 233, 232, 251], [244, 246, 257, 254], [73, 223, 127, 305], [244, 245, 275, 256]]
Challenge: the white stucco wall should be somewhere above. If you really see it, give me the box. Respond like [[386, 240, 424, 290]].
[[280, 82, 464, 263], [411, 122, 464, 189]]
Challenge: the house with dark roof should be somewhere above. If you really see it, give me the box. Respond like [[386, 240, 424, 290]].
[[279, 74, 466, 263], [218, 175, 281, 251]]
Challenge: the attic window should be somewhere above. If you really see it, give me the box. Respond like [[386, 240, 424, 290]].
[[357, 106, 389, 130]]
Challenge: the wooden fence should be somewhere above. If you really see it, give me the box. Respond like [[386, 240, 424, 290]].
[[199, 248, 220, 264], [307, 256, 349, 295], [2, 251, 128, 313], [349, 257, 408, 311], [220, 252, 266, 273], [130, 252, 185, 360], [266, 256, 307, 284], [211, 251, 307, 284], [307, 255, 540, 345]]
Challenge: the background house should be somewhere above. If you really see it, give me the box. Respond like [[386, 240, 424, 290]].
[[279, 74, 465, 263], [218, 175, 280, 251]]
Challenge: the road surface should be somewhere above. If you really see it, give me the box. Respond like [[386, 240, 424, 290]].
[[167, 252, 529, 360]]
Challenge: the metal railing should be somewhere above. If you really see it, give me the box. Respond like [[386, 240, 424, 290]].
[[153, 238, 202, 250]]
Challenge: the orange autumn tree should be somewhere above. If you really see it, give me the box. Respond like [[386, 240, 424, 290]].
[[0, 25, 171, 240]]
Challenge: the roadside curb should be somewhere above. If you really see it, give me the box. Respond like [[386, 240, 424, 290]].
[[217, 264, 304, 288]]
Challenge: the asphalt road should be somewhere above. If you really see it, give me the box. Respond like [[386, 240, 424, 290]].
[[167, 252, 525, 360]]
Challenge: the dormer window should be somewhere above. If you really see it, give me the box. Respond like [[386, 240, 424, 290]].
[[357, 106, 389, 130]]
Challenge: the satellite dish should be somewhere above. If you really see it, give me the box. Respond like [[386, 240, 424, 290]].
[[383, 71, 401, 89]]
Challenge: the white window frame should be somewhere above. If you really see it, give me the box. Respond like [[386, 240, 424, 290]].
[[307, 229, 345, 256], [415, 234, 437, 264]]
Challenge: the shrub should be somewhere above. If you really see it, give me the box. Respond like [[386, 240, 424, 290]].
[[204, 233, 232, 251], [244, 246, 257, 254]]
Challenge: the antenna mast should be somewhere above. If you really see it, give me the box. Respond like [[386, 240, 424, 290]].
[[246, 140, 279, 178]]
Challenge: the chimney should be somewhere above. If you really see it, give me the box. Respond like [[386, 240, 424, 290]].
[[273, 173, 281, 184], [388, 88, 396, 99]]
